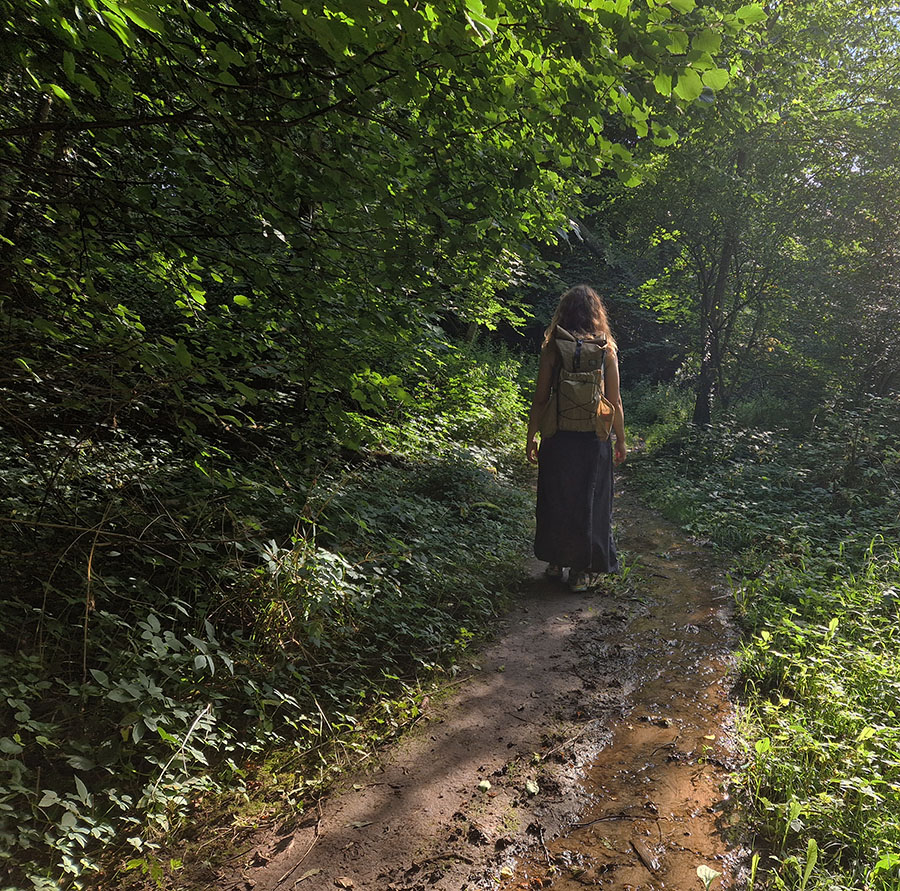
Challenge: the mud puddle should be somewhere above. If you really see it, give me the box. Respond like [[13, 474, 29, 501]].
[[498, 480, 742, 890], [221, 478, 744, 891]]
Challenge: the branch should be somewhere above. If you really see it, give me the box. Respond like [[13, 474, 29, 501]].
[[0, 109, 200, 139]]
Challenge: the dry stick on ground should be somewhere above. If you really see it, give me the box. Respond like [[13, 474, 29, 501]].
[[537, 825, 552, 866], [540, 719, 604, 762], [571, 814, 665, 829], [274, 801, 323, 888]]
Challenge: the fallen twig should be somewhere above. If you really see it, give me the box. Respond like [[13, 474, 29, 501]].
[[274, 801, 322, 888], [541, 718, 602, 761], [571, 813, 666, 829], [537, 825, 552, 866]]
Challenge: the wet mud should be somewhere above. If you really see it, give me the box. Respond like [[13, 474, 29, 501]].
[[222, 477, 744, 891], [498, 478, 742, 890]]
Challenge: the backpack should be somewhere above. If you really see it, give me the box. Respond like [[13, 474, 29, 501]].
[[540, 326, 616, 441]]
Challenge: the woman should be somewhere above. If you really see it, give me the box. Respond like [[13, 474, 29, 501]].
[[526, 285, 626, 591]]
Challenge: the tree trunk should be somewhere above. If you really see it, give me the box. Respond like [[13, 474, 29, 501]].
[[692, 148, 745, 425], [692, 233, 732, 425]]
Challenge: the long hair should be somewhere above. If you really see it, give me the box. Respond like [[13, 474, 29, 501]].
[[542, 285, 617, 351]]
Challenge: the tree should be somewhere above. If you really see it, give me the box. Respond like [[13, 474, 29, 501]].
[[1, 0, 739, 454], [584, 0, 900, 422]]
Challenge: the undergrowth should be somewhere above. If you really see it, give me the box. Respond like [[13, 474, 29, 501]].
[[629, 389, 900, 890], [0, 340, 532, 890]]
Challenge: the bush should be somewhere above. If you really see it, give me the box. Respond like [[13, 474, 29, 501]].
[[622, 379, 693, 452], [628, 393, 900, 890], [0, 333, 534, 889]]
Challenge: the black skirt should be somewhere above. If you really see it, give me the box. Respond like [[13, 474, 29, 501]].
[[534, 431, 619, 573]]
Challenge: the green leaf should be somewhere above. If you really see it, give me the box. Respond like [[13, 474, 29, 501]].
[[232, 294, 251, 307], [214, 41, 245, 69], [701, 68, 729, 90], [100, 10, 137, 47], [120, 1, 165, 34], [74, 775, 90, 805], [668, 0, 696, 11], [283, 0, 305, 23], [174, 341, 193, 367], [90, 668, 110, 686], [856, 726, 877, 743], [651, 123, 678, 145], [0, 737, 23, 754], [14, 357, 42, 381], [193, 9, 216, 32], [736, 3, 767, 24], [47, 83, 73, 104], [88, 29, 124, 60], [692, 29, 721, 54], [465, 0, 499, 33], [66, 755, 96, 770], [74, 73, 101, 97], [697, 864, 721, 890], [108, 688, 136, 702], [38, 790, 61, 808], [63, 51, 76, 82], [801, 838, 817, 890], [667, 29, 689, 54], [653, 72, 672, 96], [233, 381, 258, 401], [673, 68, 703, 101]]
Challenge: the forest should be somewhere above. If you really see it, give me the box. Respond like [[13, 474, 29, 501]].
[[1, 0, 898, 888]]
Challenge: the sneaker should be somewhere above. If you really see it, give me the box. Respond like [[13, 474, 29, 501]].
[[544, 563, 564, 580], [569, 571, 602, 592]]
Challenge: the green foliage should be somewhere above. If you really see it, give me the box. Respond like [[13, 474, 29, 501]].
[[5, 0, 749, 880], [0, 0, 743, 475], [623, 380, 693, 451], [629, 393, 900, 889], [576, 0, 900, 420], [632, 395, 899, 556], [738, 545, 900, 890], [0, 341, 532, 887]]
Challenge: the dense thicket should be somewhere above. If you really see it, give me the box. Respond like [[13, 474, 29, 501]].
[[0, 0, 756, 886]]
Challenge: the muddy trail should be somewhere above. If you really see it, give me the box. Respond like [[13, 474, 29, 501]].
[[224, 476, 744, 891]]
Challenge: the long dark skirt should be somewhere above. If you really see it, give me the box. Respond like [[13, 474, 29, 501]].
[[534, 431, 619, 573]]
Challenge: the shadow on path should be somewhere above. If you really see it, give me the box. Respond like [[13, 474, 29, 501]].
[[223, 477, 743, 891]]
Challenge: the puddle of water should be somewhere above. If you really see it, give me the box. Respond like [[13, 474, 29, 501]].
[[500, 502, 743, 890]]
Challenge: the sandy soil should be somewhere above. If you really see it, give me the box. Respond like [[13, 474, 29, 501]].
[[221, 475, 744, 891]]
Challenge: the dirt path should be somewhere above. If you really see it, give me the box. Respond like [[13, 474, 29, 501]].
[[224, 476, 744, 891]]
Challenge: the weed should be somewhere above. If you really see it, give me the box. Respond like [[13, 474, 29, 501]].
[[0, 346, 534, 888], [629, 393, 900, 890]]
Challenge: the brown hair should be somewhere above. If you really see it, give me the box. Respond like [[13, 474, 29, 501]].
[[542, 284, 617, 351]]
